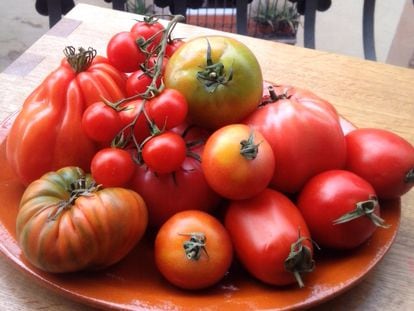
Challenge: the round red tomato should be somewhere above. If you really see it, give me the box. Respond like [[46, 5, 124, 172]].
[[82, 101, 123, 144], [126, 70, 154, 97], [91, 148, 135, 187], [130, 125, 221, 228], [130, 19, 165, 53], [141, 131, 187, 175], [164, 35, 263, 130], [155, 210, 233, 290], [165, 38, 185, 58], [297, 170, 387, 250], [345, 128, 414, 199], [147, 88, 188, 131], [202, 124, 275, 200], [244, 84, 347, 194], [16, 166, 148, 273], [107, 31, 146, 73], [225, 188, 314, 287]]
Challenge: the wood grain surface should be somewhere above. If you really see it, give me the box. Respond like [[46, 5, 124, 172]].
[[0, 4, 413, 310]]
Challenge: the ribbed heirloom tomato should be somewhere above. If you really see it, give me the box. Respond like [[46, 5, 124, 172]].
[[164, 35, 263, 130], [16, 167, 148, 273], [6, 47, 127, 185]]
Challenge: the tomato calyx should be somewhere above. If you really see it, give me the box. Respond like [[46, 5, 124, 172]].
[[180, 232, 209, 261], [260, 85, 291, 106], [48, 176, 100, 221], [405, 167, 414, 183], [240, 131, 260, 160], [196, 39, 233, 93], [284, 230, 317, 288], [63, 46, 97, 73], [333, 196, 389, 228]]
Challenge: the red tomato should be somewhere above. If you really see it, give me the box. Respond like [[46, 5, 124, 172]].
[[155, 210, 233, 290], [147, 88, 188, 131], [118, 99, 151, 144], [130, 125, 221, 228], [225, 188, 314, 287], [126, 70, 154, 97], [16, 167, 148, 273], [130, 19, 165, 53], [107, 31, 146, 73], [297, 170, 387, 249], [345, 128, 414, 199], [82, 101, 123, 144], [141, 132, 187, 175], [91, 148, 135, 187], [202, 124, 275, 200], [244, 84, 346, 193], [6, 47, 126, 185], [165, 38, 185, 58]]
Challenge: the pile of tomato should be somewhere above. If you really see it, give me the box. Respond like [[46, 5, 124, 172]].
[[5, 15, 414, 291]]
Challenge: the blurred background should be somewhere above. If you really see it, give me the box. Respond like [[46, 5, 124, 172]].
[[1, 0, 413, 72]]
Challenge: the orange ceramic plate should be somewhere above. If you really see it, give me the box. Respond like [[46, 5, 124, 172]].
[[0, 128, 401, 310]]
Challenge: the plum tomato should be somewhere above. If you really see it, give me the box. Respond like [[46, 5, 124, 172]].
[[345, 128, 414, 199]]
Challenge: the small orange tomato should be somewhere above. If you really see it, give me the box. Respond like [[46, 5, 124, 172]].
[[202, 124, 275, 200], [154, 210, 233, 290]]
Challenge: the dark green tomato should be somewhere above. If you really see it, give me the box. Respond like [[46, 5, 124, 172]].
[[164, 35, 263, 130]]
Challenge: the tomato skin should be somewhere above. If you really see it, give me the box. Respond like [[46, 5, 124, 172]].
[[130, 126, 221, 228], [126, 70, 154, 97], [147, 88, 188, 130], [91, 148, 135, 188], [82, 101, 123, 144], [155, 210, 233, 290], [202, 124, 275, 200], [130, 20, 165, 53], [165, 38, 185, 58], [297, 170, 380, 249], [345, 128, 414, 199], [107, 31, 146, 73], [141, 132, 187, 175], [225, 188, 313, 286], [244, 85, 346, 194], [6, 51, 126, 186], [164, 35, 263, 130], [16, 167, 148, 273]]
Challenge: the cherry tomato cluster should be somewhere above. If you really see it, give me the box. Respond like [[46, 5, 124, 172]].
[[9, 14, 414, 293]]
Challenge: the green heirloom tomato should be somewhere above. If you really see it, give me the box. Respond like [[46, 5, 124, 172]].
[[164, 35, 263, 130]]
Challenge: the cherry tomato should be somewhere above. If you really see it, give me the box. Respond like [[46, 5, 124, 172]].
[[118, 99, 151, 144], [225, 188, 314, 287], [202, 124, 275, 200], [107, 31, 146, 73], [155, 210, 233, 290], [147, 88, 188, 131], [91, 148, 135, 187], [82, 101, 123, 144], [130, 125, 221, 228], [141, 132, 187, 174], [165, 38, 185, 58], [130, 20, 165, 53], [297, 170, 387, 249], [345, 128, 414, 199], [126, 70, 154, 97]]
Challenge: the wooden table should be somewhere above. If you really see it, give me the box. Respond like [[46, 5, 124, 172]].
[[0, 4, 413, 310]]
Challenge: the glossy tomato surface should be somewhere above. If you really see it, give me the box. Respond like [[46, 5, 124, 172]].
[[155, 210, 233, 290], [225, 188, 314, 287], [202, 124, 275, 200], [16, 167, 148, 273], [345, 128, 414, 199], [244, 85, 346, 193], [164, 35, 263, 130], [297, 170, 382, 249]]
